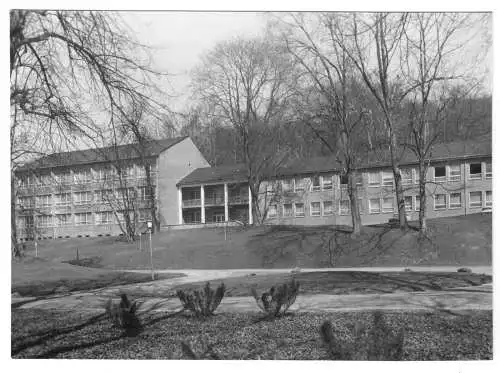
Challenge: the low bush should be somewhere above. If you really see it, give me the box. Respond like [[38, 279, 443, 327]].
[[104, 293, 142, 336], [320, 311, 404, 360], [457, 267, 472, 273], [176, 282, 226, 317], [180, 341, 221, 359], [251, 278, 300, 318]]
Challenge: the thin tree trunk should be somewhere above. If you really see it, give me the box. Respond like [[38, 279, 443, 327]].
[[418, 160, 427, 231], [348, 172, 361, 235]]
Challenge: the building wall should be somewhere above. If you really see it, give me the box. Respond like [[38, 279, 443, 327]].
[[156, 137, 210, 226]]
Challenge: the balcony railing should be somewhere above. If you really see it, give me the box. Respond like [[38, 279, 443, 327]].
[[183, 199, 201, 208], [229, 195, 249, 204], [205, 196, 225, 205]]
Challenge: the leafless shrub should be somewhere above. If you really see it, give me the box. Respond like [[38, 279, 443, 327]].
[[180, 341, 221, 360], [104, 293, 142, 336], [251, 278, 300, 318], [176, 282, 226, 317]]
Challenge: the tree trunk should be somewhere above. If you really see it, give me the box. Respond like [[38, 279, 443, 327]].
[[11, 174, 19, 256], [418, 160, 427, 231], [348, 172, 362, 235], [144, 164, 159, 233], [388, 125, 408, 230]]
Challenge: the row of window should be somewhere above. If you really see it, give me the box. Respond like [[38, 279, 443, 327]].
[[267, 190, 492, 218], [19, 164, 156, 188], [267, 161, 491, 194], [19, 210, 152, 228], [18, 187, 153, 208]]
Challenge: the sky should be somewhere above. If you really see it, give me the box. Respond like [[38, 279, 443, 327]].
[[120, 12, 269, 111]]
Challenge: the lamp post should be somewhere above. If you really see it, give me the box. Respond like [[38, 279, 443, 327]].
[[147, 220, 154, 280]]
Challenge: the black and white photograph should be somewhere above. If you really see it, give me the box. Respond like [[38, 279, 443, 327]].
[[8, 3, 494, 365]]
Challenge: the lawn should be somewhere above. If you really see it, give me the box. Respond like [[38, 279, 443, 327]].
[[11, 308, 492, 359], [165, 271, 492, 298], [11, 258, 184, 297], [26, 213, 491, 270]]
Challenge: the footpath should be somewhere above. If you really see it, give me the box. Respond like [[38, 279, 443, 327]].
[[11, 266, 492, 316]]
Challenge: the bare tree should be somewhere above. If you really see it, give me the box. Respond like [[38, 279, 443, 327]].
[[400, 13, 490, 231], [191, 36, 296, 224], [10, 10, 168, 249], [277, 13, 371, 234]]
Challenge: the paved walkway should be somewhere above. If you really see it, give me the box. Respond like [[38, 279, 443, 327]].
[[12, 266, 492, 316]]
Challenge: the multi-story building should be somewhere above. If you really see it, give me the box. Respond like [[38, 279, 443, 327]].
[[15, 137, 209, 240], [176, 140, 492, 227], [15, 138, 491, 239]]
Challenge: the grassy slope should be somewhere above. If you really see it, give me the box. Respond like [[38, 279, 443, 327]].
[[167, 271, 492, 298], [11, 309, 492, 359], [30, 213, 491, 269], [11, 259, 183, 296]]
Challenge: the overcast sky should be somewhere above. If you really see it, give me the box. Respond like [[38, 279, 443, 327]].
[[120, 12, 268, 111]]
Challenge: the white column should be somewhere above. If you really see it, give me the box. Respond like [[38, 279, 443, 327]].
[[178, 187, 183, 225], [200, 185, 205, 224], [248, 184, 253, 225], [224, 183, 229, 222]]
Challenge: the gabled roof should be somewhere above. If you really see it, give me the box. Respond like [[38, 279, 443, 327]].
[[17, 137, 188, 172], [177, 139, 491, 186]]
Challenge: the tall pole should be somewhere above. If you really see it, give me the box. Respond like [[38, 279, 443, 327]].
[[149, 229, 154, 280]]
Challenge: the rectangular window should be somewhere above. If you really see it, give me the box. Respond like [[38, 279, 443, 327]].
[[75, 212, 92, 225], [434, 166, 446, 183], [404, 196, 413, 211], [368, 172, 381, 187], [310, 202, 321, 216], [401, 169, 413, 185], [469, 163, 482, 180], [266, 182, 276, 194], [322, 175, 333, 191], [415, 195, 421, 211], [96, 211, 114, 225], [448, 165, 461, 182], [283, 203, 293, 217], [414, 169, 420, 184], [358, 198, 364, 214], [485, 162, 492, 179], [434, 194, 447, 210], [138, 209, 150, 223], [339, 200, 350, 215], [268, 205, 277, 218], [95, 189, 113, 202], [485, 191, 492, 207], [37, 215, 52, 228], [55, 172, 72, 185], [36, 194, 52, 208], [282, 179, 293, 192], [339, 174, 348, 188], [56, 214, 72, 226], [74, 191, 92, 205], [18, 197, 34, 209], [138, 186, 152, 200], [369, 199, 381, 214], [294, 178, 307, 192], [469, 191, 482, 208], [323, 201, 333, 216], [74, 169, 92, 184], [382, 171, 394, 187], [311, 175, 321, 192], [120, 166, 135, 180], [55, 193, 72, 206], [38, 173, 53, 186], [294, 203, 305, 217], [449, 193, 462, 209], [382, 198, 394, 213], [355, 173, 363, 187], [96, 168, 114, 181], [19, 175, 34, 188]]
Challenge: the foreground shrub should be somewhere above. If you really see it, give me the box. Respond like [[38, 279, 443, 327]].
[[320, 311, 404, 360], [105, 293, 142, 335], [181, 341, 221, 359], [457, 267, 472, 273], [176, 282, 226, 317], [251, 278, 300, 318]]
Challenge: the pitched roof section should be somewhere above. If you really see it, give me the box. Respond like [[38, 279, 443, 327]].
[[18, 137, 188, 171], [177, 139, 491, 186]]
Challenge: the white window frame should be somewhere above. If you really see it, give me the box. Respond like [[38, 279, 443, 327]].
[[368, 172, 381, 187], [413, 169, 420, 185], [310, 175, 321, 192], [294, 178, 307, 192], [74, 191, 92, 205], [485, 162, 492, 179], [310, 202, 321, 217], [56, 193, 72, 206], [415, 195, 421, 212], [485, 191, 492, 207], [382, 197, 394, 213], [401, 169, 413, 185], [56, 214, 72, 226], [321, 175, 333, 191], [355, 173, 363, 187], [369, 198, 381, 214], [37, 194, 52, 208], [75, 212, 92, 225], [281, 179, 293, 193], [283, 203, 293, 217], [433, 166, 446, 183], [404, 196, 413, 212], [434, 194, 447, 210], [339, 174, 348, 189], [138, 209, 150, 223], [447, 164, 461, 182], [96, 211, 114, 225], [469, 163, 483, 180], [37, 215, 53, 228], [469, 191, 482, 208], [323, 201, 333, 216], [74, 169, 92, 184], [339, 199, 350, 215], [449, 192, 462, 209], [382, 171, 394, 187], [267, 204, 277, 218], [294, 203, 305, 217]]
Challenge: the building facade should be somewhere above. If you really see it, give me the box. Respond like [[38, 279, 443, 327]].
[[15, 138, 492, 240], [15, 137, 209, 240]]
